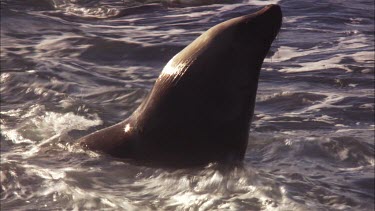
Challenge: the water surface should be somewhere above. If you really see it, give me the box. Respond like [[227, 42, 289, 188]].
[[1, 0, 374, 210]]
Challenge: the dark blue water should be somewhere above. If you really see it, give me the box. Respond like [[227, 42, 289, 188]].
[[1, 0, 374, 210]]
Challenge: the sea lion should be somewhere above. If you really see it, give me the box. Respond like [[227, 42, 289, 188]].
[[78, 4, 282, 166]]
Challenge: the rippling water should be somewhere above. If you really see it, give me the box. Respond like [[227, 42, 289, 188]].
[[1, 0, 374, 210]]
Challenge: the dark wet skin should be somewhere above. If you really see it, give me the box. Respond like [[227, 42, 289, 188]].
[[78, 4, 282, 167]]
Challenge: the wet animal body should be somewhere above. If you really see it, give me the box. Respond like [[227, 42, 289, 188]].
[[78, 4, 282, 167]]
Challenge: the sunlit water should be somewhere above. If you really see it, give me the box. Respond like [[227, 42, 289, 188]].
[[1, 0, 374, 210]]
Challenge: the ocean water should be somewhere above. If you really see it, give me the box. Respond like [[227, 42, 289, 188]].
[[1, 0, 374, 210]]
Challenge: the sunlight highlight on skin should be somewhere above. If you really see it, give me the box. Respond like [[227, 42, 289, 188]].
[[124, 124, 131, 133], [161, 56, 187, 76]]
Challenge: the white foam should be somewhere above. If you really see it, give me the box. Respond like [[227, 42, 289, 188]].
[[269, 46, 319, 62], [1, 103, 103, 160], [287, 93, 348, 115], [0, 108, 23, 117], [32, 111, 102, 135], [0, 72, 11, 83], [51, 0, 121, 19], [2, 129, 34, 144], [270, 34, 374, 73], [242, 0, 281, 6], [314, 115, 338, 125]]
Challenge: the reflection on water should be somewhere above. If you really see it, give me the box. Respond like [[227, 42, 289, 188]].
[[1, 0, 374, 210]]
